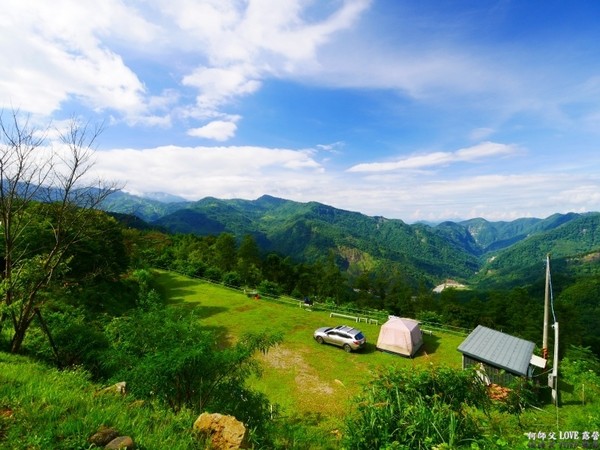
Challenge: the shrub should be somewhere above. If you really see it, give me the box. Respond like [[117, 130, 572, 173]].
[[343, 365, 490, 449], [417, 310, 445, 326], [24, 306, 109, 378], [223, 271, 242, 288], [102, 307, 282, 444], [258, 280, 281, 298], [560, 345, 600, 426], [204, 267, 223, 282]]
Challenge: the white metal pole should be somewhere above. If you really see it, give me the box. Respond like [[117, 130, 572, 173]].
[[542, 254, 550, 359], [551, 322, 559, 406]]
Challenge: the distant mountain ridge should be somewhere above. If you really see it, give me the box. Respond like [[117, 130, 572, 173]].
[[102, 191, 600, 287]]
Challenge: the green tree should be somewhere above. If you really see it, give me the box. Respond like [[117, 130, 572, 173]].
[[316, 251, 346, 302], [0, 112, 119, 353], [213, 233, 237, 272], [237, 234, 262, 286], [385, 276, 414, 316], [65, 211, 128, 282]]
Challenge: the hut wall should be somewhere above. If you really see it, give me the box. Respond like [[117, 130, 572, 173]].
[[463, 355, 519, 386]]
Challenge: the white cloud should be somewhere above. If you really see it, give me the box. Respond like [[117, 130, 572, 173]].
[[316, 141, 345, 153], [469, 127, 495, 141], [187, 120, 238, 141], [92, 144, 325, 200], [85, 141, 600, 223], [171, 0, 372, 134], [455, 142, 518, 161], [0, 0, 157, 117], [0, 0, 372, 140], [348, 142, 519, 173], [182, 65, 262, 113], [321, 172, 600, 222], [158, 0, 371, 66]]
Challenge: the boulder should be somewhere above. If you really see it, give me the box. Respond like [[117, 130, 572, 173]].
[[88, 426, 119, 446], [193, 412, 248, 449], [105, 435, 135, 449]]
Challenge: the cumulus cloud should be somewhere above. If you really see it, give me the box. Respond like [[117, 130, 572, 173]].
[[187, 120, 238, 141], [0, 0, 156, 117], [182, 65, 262, 113], [0, 0, 371, 137], [92, 144, 325, 200], [347, 142, 519, 173], [83, 139, 600, 223], [172, 0, 372, 133]]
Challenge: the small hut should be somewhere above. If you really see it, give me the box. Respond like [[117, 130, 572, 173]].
[[376, 317, 423, 357], [457, 325, 546, 386]]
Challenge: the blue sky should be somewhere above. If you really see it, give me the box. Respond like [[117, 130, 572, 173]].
[[2, 0, 600, 222]]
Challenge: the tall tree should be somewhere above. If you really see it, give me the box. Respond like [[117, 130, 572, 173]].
[[213, 233, 237, 272], [237, 234, 261, 286], [316, 251, 346, 302], [0, 110, 119, 353]]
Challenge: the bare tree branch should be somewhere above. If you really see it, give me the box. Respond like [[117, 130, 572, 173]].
[[0, 109, 123, 353]]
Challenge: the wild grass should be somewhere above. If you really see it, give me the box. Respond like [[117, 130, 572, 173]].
[[0, 352, 198, 449]]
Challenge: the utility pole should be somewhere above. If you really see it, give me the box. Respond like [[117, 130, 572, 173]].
[[541, 253, 559, 405], [542, 254, 550, 359]]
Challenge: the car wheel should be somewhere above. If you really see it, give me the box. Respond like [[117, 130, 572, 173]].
[[316, 336, 324, 344], [343, 344, 352, 353]]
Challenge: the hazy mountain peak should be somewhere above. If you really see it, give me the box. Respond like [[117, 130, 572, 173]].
[[138, 192, 188, 203]]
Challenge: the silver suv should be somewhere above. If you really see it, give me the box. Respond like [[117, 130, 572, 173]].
[[313, 325, 366, 352]]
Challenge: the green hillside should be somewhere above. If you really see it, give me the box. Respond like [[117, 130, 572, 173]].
[[103, 192, 600, 289], [475, 213, 600, 288]]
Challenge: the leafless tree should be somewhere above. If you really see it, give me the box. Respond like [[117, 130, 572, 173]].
[[0, 109, 121, 353]]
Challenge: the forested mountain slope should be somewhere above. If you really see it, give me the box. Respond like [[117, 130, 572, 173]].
[[474, 212, 600, 288], [103, 192, 600, 287]]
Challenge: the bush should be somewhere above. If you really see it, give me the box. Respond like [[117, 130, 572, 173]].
[[258, 280, 281, 298], [540, 346, 600, 433], [223, 271, 242, 288], [204, 267, 223, 282], [102, 307, 282, 444], [343, 366, 490, 449], [24, 306, 109, 378]]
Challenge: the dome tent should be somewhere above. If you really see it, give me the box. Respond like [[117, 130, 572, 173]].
[[376, 316, 423, 357]]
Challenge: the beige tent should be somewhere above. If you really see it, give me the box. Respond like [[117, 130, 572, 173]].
[[376, 317, 423, 357]]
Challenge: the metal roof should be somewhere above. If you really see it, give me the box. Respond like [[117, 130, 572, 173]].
[[457, 325, 535, 376]]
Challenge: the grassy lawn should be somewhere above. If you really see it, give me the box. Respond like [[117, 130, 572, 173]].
[[156, 271, 466, 431]]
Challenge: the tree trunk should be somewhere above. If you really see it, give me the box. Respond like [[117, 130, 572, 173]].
[[35, 308, 61, 365], [10, 321, 28, 353]]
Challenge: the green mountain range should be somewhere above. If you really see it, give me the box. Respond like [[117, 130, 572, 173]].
[[102, 192, 600, 287]]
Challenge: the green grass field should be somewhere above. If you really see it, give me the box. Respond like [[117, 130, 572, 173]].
[[156, 271, 466, 431], [1, 270, 596, 449]]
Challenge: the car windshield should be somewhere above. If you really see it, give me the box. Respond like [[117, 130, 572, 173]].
[[354, 332, 365, 340]]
